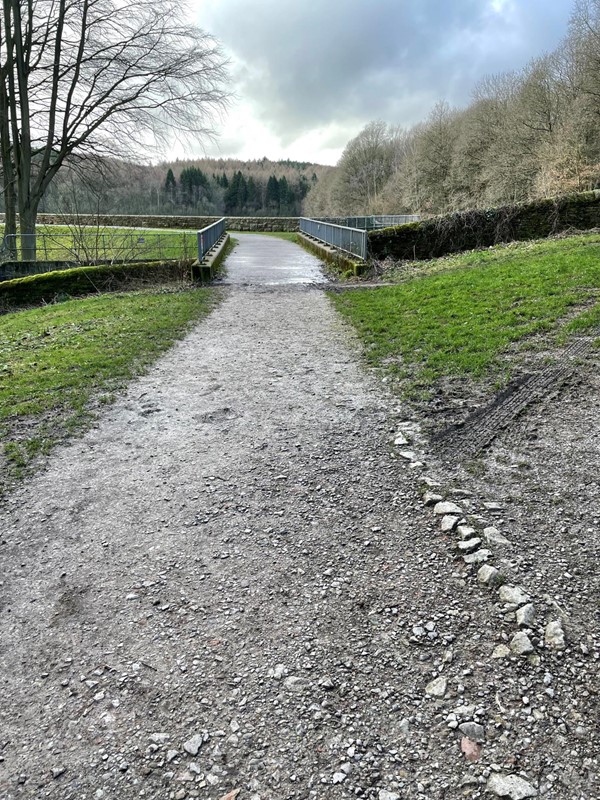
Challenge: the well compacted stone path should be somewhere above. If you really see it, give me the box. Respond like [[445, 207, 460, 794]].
[[0, 236, 597, 800]]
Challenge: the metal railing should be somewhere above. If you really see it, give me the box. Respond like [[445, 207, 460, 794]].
[[300, 217, 368, 260], [1, 229, 198, 269], [197, 218, 226, 261], [318, 215, 420, 230]]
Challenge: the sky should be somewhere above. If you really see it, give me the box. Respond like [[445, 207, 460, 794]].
[[187, 0, 574, 166]]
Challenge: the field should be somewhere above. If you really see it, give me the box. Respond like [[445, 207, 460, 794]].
[[0, 286, 218, 491], [2, 224, 199, 264], [331, 233, 600, 397]]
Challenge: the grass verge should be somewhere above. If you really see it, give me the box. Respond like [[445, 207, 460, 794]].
[[330, 233, 600, 397], [0, 286, 219, 493], [229, 230, 299, 243]]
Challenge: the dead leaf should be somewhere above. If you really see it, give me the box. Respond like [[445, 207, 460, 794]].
[[461, 736, 481, 762], [219, 790, 241, 800]]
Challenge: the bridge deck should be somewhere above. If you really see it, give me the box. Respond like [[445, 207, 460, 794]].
[[222, 232, 326, 285]]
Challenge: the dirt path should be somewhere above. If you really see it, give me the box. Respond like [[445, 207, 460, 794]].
[[0, 237, 597, 799]]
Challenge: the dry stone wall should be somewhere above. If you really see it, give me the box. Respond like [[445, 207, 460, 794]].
[[26, 214, 300, 232]]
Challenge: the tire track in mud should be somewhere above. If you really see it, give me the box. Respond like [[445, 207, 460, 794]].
[[434, 331, 599, 456]]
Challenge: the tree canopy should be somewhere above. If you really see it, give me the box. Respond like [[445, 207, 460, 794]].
[[0, 0, 229, 255]]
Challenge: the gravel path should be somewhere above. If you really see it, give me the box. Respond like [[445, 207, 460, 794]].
[[0, 237, 597, 799]]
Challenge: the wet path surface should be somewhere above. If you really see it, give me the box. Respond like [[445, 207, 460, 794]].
[[222, 233, 326, 285]]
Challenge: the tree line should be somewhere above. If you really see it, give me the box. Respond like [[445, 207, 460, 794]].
[[22, 157, 330, 219], [163, 165, 316, 215], [306, 0, 600, 218]]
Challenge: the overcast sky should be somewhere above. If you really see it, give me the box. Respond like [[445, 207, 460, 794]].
[[188, 0, 574, 165]]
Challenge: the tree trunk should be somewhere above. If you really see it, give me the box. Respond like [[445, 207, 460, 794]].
[[1, 170, 17, 254], [0, 15, 17, 251], [19, 206, 37, 262]]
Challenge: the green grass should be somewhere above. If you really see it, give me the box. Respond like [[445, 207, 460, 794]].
[[330, 233, 600, 395], [229, 230, 299, 243], [5, 224, 198, 263], [0, 286, 218, 490]]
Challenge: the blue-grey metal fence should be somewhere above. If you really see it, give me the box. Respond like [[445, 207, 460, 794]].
[[300, 218, 368, 260], [197, 218, 226, 261], [318, 215, 420, 230]]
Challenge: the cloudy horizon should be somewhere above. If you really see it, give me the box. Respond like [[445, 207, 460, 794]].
[[182, 0, 574, 166]]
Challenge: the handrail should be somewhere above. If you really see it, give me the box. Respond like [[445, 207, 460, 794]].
[[197, 218, 226, 261], [299, 217, 367, 260]]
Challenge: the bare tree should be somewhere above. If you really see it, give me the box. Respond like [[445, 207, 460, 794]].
[[0, 0, 229, 258], [331, 121, 398, 214]]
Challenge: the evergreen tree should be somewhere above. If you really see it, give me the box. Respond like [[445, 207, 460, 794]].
[[246, 176, 260, 211], [266, 175, 280, 213], [164, 168, 176, 193], [180, 167, 212, 206], [224, 171, 248, 213]]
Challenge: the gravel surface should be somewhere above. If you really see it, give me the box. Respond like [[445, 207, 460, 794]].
[[1, 237, 598, 799]]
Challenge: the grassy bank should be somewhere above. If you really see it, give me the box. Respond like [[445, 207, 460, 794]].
[[0, 286, 218, 492], [331, 234, 600, 396]]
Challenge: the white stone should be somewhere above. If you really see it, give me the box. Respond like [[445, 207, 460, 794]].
[[516, 604, 536, 627], [483, 502, 503, 512], [499, 585, 530, 608], [487, 772, 538, 798], [483, 526, 511, 546], [441, 514, 460, 532], [457, 524, 477, 539], [463, 548, 491, 565], [458, 537, 481, 552], [425, 676, 447, 698], [478, 564, 502, 587], [510, 632, 534, 656], [434, 501, 462, 516], [399, 450, 416, 461], [423, 491, 443, 506], [394, 433, 409, 446], [544, 619, 566, 649], [182, 734, 204, 756], [379, 792, 401, 800]]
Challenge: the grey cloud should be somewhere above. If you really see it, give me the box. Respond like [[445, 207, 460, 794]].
[[201, 0, 573, 143]]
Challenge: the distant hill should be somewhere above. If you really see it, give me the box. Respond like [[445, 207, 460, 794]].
[[36, 156, 334, 217]]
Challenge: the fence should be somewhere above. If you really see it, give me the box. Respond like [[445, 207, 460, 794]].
[[1, 229, 198, 268], [197, 218, 226, 261], [299, 218, 368, 260], [320, 215, 420, 230]]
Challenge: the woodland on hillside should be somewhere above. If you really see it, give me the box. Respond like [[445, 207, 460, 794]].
[[29, 158, 332, 218], [306, 0, 600, 218]]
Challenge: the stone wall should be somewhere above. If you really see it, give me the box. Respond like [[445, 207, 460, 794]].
[[368, 190, 600, 261], [11, 214, 300, 232]]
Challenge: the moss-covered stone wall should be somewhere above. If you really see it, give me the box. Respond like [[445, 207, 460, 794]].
[[368, 191, 600, 261], [0, 261, 192, 310]]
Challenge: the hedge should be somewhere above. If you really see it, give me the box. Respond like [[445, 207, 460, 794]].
[[0, 260, 193, 310], [368, 190, 600, 261]]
